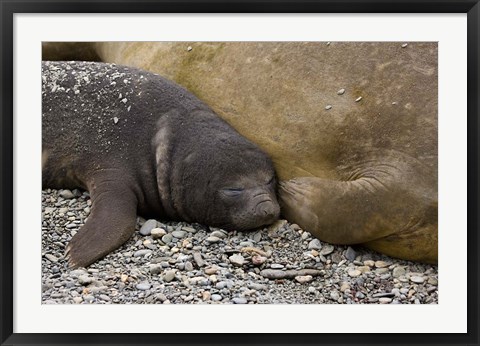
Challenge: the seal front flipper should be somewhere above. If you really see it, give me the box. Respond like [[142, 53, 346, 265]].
[[279, 150, 437, 263], [65, 177, 138, 268]]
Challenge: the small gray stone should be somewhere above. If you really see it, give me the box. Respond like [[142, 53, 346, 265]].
[[59, 189, 75, 199], [344, 247, 356, 261], [45, 254, 59, 263], [337, 88, 346, 95], [184, 261, 194, 271], [379, 297, 392, 304], [134, 249, 152, 257], [330, 291, 340, 301], [308, 239, 322, 250], [172, 230, 187, 238], [151, 228, 167, 239], [72, 297, 83, 304], [392, 266, 406, 278], [206, 236, 221, 243], [229, 254, 245, 267], [295, 275, 313, 284], [410, 276, 425, 284], [150, 264, 163, 275], [193, 252, 205, 267], [162, 233, 173, 244], [78, 275, 93, 285], [139, 219, 157, 236], [211, 294, 223, 302], [210, 230, 227, 238], [232, 297, 248, 304], [348, 269, 362, 277], [136, 282, 151, 290], [270, 263, 284, 269], [320, 244, 334, 255], [163, 270, 176, 282]]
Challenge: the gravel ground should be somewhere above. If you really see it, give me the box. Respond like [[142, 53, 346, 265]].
[[42, 188, 438, 304]]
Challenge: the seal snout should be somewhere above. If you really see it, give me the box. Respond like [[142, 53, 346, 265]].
[[253, 197, 280, 226]]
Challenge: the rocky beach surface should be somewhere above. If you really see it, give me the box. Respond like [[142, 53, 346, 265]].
[[42, 189, 438, 304]]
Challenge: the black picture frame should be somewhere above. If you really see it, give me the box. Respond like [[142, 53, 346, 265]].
[[1, 1, 479, 345]]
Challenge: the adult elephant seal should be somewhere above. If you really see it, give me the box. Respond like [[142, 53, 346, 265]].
[[43, 42, 438, 263], [42, 61, 280, 268]]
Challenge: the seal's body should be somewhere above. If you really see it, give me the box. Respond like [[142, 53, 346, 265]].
[[42, 61, 280, 268]]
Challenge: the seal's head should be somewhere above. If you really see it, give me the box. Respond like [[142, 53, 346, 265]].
[[155, 109, 280, 231]]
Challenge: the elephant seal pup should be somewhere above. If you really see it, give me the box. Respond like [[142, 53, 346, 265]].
[[42, 61, 280, 268]]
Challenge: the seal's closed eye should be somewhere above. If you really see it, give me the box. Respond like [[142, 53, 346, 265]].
[[222, 188, 244, 197]]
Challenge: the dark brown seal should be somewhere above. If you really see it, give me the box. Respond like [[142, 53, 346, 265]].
[[42, 61, 280, 268]]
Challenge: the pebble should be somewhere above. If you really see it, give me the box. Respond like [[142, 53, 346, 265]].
[[134, 249, 152, 257], [355, 96, 363, 102], [308, 239, 322, 250], [59, 189, 75, 199], [402, 43, 408, 48], [325, 105, 332, 110], [151, 228, 167, 239], [344, 247, 356, 261], [206, 236, 221, 243], [193, 252, 205, 267], [337, 88, 345, 95], [78, 275, 93, 285], [379, 297, 392, 304], [348, 269, 362, 277], [232, 297, 248, 304], [410, 276, 425, 284], [136, 282, 151, 290], [139, 219, 157, 236], [295, 275, 313, 284], [172, 230, 187, 238], [229, 254, 245, 267], [184, 261, 194, 271], [73, 297, 83, 304], [375, 260, 389, 268], [364, 260, 375, 267], [211, 294, 223, 302], [270, 263, 284, 269], [392, 266, 406, 277], [320, 244, 334, 255], [340, 282, 350, 292], [163, 270, 176, 282], [252, 255, 267, 265], [330, 291, 340, 301], [162, 234, 173, 244], [45, 254, 59, 263], [150, 264, 163, 275], [210, 230, 227, 238]]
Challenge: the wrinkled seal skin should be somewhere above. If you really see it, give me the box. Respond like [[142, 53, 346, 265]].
[[42, 61, 280, 268]]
